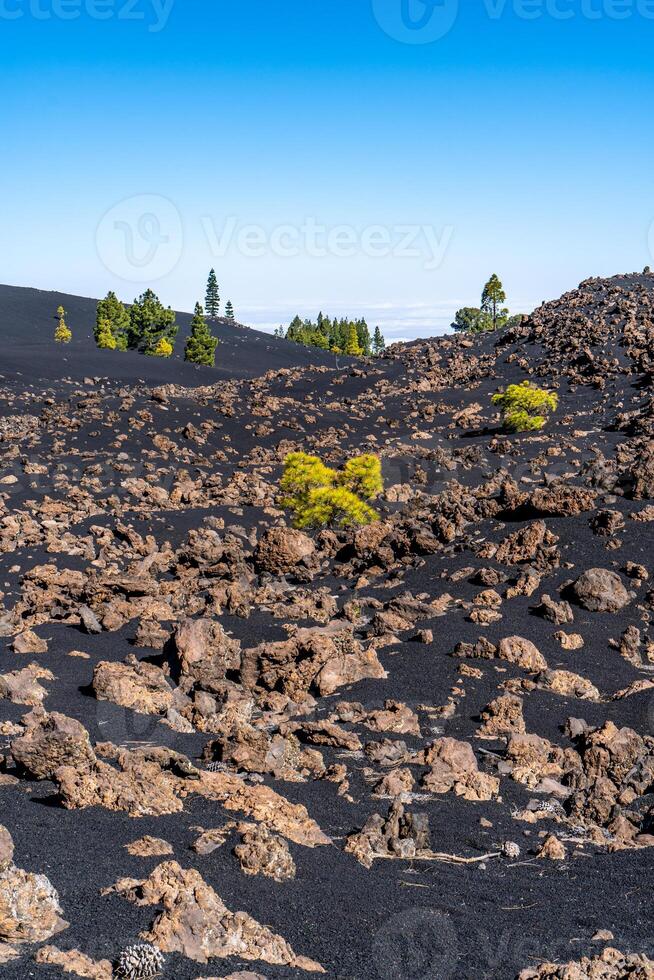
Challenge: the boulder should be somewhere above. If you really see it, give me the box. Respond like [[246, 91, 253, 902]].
[[234, 824, 296, 881], [92, 656, 173, 715], [0, 826, 68, 944], [108, 861, 323, 971], [254, 526, 315, 574], [422, 737, 499, 801], [173, 618, 241, 689], [572, 568, 631, 613], [498, 636, 548, 672], [11, 630, 47, 655], [10, 709, 96, 780], [345, 802, 431, 869]]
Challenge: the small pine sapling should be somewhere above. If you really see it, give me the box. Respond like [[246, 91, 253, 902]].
[[492, 381, 558, 432], [54, 306, 72, 343], [280, 451, 382, 528]]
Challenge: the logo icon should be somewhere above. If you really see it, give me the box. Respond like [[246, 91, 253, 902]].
[[373, 908, 458, 979], [372, 0, 459, 44], [95, 194, 183, 282]]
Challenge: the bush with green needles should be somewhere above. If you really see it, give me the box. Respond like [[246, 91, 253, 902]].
[[492, 381, 558, 432], [280, 451, 383, 528]]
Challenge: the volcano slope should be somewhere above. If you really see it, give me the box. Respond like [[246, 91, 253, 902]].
[[1, 272, 654, 980], [0, 283, 340, 383]]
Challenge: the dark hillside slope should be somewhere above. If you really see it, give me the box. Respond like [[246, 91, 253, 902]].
[[0, 283, 341, 383]]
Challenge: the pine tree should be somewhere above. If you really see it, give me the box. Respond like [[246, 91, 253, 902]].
[[54, 306, 72, 344], [286, 315, 303, 342], [372, 326, 386, 355], [95, 318, 117, 349], [95, 291, 129, 350], [205, 269, 220, 318], [345, 322, 363, 356], [327, 318, 340, 352], [451, 307, 493, 333], [184, 302, 219, 366], [225, 300, 235, 321], [128, 289, 178, 355], [481, 274, 508, 331], [356, 318, 372, 356]]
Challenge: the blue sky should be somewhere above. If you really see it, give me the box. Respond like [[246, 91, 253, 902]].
[[1, 0, 653, 340]]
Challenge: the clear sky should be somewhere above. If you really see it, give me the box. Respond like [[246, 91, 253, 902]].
[[1, 0, 653, 340]]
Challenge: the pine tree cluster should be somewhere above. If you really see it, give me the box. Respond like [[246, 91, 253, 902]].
[[93, 273, 229, 366], [94, 289, 178, 356], [277, 313, 385, 356]]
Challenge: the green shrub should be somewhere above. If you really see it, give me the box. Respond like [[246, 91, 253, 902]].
[[492, 381, 558, 432], [341, 455, 383, 499], [292, 485, 379, 529], [280, 451, 382, 528], [152, 336, 173, 357], [54, 306, 72, 344]]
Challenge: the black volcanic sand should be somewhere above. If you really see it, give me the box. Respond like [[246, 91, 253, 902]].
[[1, 274, 654, 980], [0, 283, 344, 383]]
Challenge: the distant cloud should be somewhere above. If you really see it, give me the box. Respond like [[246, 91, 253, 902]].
[[240, 300, 460, 340]]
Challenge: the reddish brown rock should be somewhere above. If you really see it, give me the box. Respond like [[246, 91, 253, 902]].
[[34, 946, 112, 979], [248, 626, 386, 700], [12, 630, 47, 655], [518, 947, 654, 979], [422, 737, 499, 801], [537, 834, 567, 860], [234, 824, 296, 881], [498, 636, 548, 672], [173, 618, 241, 689], [572, 568, 632, 613], [478, 694, 526, 738], [254, 526, 315, 574], [345, 802, 431, 868], [92, 655, 173, 715], [125, 836, 174, 858], [0, 826, 68, 944], [0, 664, 54, 706], [10, 708, 96, 780], [110, 861, 323, 971], [535, 669, 601, 701]]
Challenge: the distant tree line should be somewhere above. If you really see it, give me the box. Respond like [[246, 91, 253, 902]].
[[452, 274, 523, 334], [275, 313, 386, 356]]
